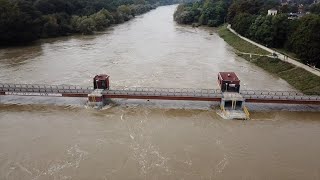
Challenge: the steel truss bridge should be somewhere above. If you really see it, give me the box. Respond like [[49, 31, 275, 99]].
[[1, 83, 319, 105]]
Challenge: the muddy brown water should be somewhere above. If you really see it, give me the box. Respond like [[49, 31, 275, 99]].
[[0, 5, 319, 180]]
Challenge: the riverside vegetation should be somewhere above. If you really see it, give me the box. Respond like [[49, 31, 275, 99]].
[[0, 0, 189, 45], [174, 0, 320, 68], [174, 0, 320, 94], [218, 25, 320, 95]]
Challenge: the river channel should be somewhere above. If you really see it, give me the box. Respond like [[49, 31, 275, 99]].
[[0, 5, 319, 180]]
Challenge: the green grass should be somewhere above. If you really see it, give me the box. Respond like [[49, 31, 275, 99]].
[[251, 56, 295, 73], [237, 54, 320, 95], [218, 25, 320, 95], [278, 68, 320, 95], [217, 25, 270, 55], [273, 48, 302, 62]]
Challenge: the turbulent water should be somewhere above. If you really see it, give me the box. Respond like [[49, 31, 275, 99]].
[[0, 5, 320, 180]]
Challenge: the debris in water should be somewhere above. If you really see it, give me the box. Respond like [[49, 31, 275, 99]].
[[130, 135, 134, 140]]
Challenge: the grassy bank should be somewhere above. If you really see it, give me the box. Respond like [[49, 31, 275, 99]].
[[218, 25, 320, 95], [217, 25, 269, 55], [273, 48, 301, 62]]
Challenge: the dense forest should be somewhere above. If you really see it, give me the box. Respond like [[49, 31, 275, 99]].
[[174, 0, 320, 68], [174, 0, 230, 26], [0, 0, 187, 45]]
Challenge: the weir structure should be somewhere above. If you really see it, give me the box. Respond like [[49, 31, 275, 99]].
[[0, 73, 319, 119]]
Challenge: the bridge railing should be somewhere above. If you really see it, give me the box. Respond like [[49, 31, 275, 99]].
[[240, 90, 320, 101], [0, 83, 93, 94], [107, 87, 223, 98], [240, 90, 305, 96], [1, 83, 320, 101]]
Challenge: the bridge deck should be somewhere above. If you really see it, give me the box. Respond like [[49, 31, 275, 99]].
[[0, 83, 319, 105], [104, 88, 222, 101]]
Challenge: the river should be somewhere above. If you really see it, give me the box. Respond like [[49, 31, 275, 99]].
[[0, 5, 320, 180]]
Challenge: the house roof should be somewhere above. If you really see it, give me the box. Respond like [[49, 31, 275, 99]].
[[94, 74, 109, 81], [218, 72, 240, 82]]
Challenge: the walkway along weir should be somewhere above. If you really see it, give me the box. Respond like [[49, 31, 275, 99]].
[[0, 73, 319, 119]]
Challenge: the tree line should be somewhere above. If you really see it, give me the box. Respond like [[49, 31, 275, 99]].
[[0, 0, 183, 45], [174, 0, 320, 68], [174, 0, 230, 27]]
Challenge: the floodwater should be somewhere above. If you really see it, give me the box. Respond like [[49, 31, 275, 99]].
[[0, 5, 319, 180]]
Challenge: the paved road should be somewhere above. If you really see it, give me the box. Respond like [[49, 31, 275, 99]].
[[227, 25, 320, 77]]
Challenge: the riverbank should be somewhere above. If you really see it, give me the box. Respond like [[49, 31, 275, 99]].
[[218, 25, 320, 95], [0, 0, 171, 46], [273, 48, 300, 62]]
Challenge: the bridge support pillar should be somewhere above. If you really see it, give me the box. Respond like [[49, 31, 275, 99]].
[[219, 92, 249, 120], [87, 89, 107, 108]]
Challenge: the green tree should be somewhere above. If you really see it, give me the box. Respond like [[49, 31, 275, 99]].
[[174, 0, 227, 27], [112, 11, 124, 23], [231, 13, 255, 37], [79, 17, 96, 34], [118, 5, 133, 21], [271, 14, 290, 47], [199, 0, 227, 26], [70, 15, 82, 32], [174, 4, 197, 24], [310, 3, 320, 15], [0, 0, 42, 44], [118, 5, 132, 15], [280, 4, 289, 13], [0, 0, 192, 44], [90, 10, 109, 31], [42, 15, 59, 37], [249, 15, 274, 46], [34, 0, 76, 15], [288, 15, 320, 67], [99, 9, 115, 23], [41, 13, 72, 37], [227, 0, 263, 22]]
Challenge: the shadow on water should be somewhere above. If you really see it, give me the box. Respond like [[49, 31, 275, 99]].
[[0, 26, 118, 67], [0, 44, 43, 67]]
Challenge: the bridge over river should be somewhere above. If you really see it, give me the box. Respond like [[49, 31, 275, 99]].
[[1, 83, 319, 105], [1, 5, 320, 179]]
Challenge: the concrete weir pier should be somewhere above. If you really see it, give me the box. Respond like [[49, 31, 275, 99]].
[[219, 92, 249, 120], [87, 75, 110, 108], [87, 89, 106, 108], [218, 72, 249, 119]]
